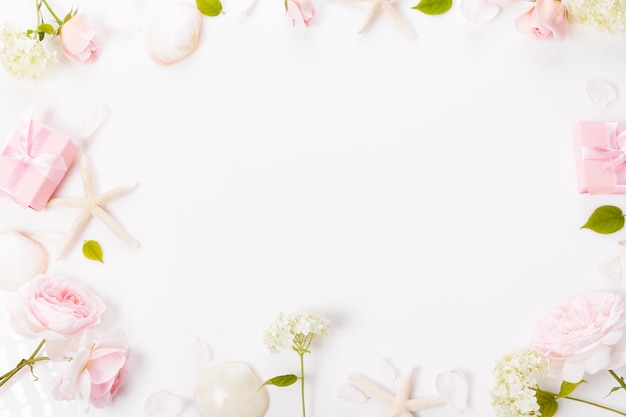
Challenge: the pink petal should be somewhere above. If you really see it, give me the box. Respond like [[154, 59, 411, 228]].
[[585, 80, 617, 108], [145, 391, 188, 417], [460, 0, 500, 23], [88, 352, 127, 384], [435, 370, 468, 413]]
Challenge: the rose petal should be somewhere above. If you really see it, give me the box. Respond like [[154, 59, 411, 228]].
[[460, 0, 500, 23], [81, 103, 109, 141], [377, 358, 398, 383], [337, 383, 368, 403], [599, 256, 621, 281], [435, 370, 468, 413], [585, 80, 617, 108], [193, 336, 213, 363], [144, 391, 187, 417]]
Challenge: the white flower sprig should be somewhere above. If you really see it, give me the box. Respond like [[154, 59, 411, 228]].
[[262, 312, 331, 417], [0, 24, 56, 80]]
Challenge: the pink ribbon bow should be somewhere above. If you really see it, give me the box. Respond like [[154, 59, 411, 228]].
[[1, 115, 69, 199], [580, 122, 626, 185]]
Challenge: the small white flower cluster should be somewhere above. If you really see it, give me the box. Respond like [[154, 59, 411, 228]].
[[0, 24, 56, 80], [565, 0, 626, 32], [490, 347, 548, 417], [263, 312, 331, 354]]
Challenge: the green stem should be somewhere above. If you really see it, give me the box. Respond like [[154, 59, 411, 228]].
[[40, 0, 63, 25], [562, 395, 626, 416], [609, 370, 626, 390], [299, 352, 306, 417], [0, 339, 49, 388]]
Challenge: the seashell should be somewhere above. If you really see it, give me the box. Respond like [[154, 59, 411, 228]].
[[194, 362, 269, 417], [146, 3, 203, 66], [0, 231, 48, 291]]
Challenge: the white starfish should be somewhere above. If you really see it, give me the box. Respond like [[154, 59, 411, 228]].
[[334, 0, 416, 37], [47, 155, 139, 260], [349, 368, 446, 417]]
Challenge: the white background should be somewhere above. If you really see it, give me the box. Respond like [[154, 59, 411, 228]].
[[1, 0, 626, 416]]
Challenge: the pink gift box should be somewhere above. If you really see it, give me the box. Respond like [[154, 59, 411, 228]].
[[573, 121, 626, 194], [0, 118, 79, 211]]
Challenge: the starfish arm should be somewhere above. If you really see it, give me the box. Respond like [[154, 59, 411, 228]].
[[349, 374, 396, 405], [91, 206, 140, 247], [94, 183, 138, 205], [80, 155, 96, 199], [396, 369, 414, 401], [357, 1, 383, 33], [55, 210, 92, 260], [47, 197, 90, 209], [380, 1, 416, 38], [407, 397, 447, 411]]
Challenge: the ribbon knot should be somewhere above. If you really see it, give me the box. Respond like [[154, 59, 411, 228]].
[[580, 123, 626, 182], [1, 114, 70, 202]]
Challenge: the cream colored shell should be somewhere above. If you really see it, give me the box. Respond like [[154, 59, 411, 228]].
[[146, 3, 203, 65], [194, 362, 269, 417]]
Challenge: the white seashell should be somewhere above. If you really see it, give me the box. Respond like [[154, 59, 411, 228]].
[[460, 0, 500, 23], [146, 3, 203, 66], [0, 231, 48, 291], [194, 362, 269, 417]]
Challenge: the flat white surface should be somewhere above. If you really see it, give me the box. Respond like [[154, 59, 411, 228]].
[[1, 0, 626, 416]]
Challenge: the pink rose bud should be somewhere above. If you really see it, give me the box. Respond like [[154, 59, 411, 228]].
[[286, 0, 315, 27], [60, 13, 100, 63]]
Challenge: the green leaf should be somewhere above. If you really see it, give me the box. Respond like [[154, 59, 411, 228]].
[[37, 23, 55, 35], [581, 205, 625, 234], [411, 0, 452, 15], [196, 0, 223, 16], [607, 385, 625, 397], [260, 374, 298, 389], [558, 380, 585, 397], [82, 240, 104, 263], [535, 390, 559, 417]]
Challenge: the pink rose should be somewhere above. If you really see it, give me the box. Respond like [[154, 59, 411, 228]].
[[52, 328, 129, 409], [286, 0, 315, 27], [9, 276, 106, 340], [515, 0, 567, 40], [60, 13, 100, 63], [530, 292, 626, 382]]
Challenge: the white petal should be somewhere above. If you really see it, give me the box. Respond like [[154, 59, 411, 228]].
[[144, 391, 187, 417], [0, 231, 48, 291], [377, 358, 398, 383], [337, 383, 368, 403], [81, 103, 110, 141], [242, 0, 259, 16], [585, 80, 617, 108], [599, 256, 621, 281], [435, 370, 468, 413], [460, 0, 500, 23], [193, 336, 213, 363]]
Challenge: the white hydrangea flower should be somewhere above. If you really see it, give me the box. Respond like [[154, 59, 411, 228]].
[[490, 347, 548, 417], [564, 0, 626, 32], [0, 24, 56, 80], [263, 312, 331, 354]]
